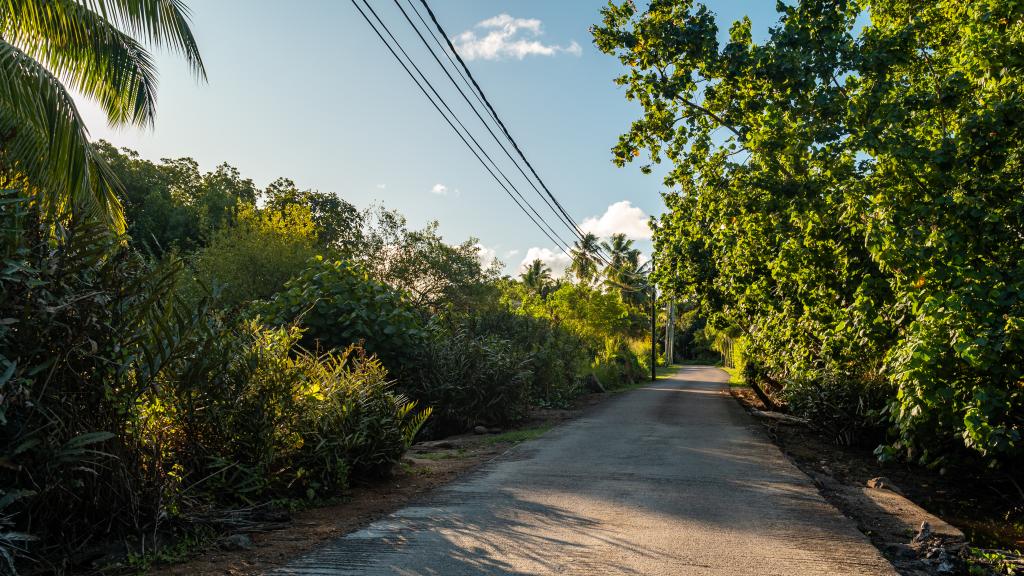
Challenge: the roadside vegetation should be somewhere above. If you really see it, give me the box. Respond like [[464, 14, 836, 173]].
[[0, 4, 661, 572], [595, 0, 1023, 475], [7, 0, 1022, 572], [594, 0, 1023, 557]]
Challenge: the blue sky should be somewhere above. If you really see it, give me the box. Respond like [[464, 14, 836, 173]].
[[77, 1, 785, 275]]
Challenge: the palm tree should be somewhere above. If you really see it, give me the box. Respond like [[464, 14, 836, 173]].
[[569, 232, 601, 286], [520, 258, 552, 296], [602, 233, 638, 277], [0, 0, 206, 230], [601, 233, 645, 300]]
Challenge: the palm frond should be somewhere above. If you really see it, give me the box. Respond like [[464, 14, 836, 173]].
[[2, 0, 161, 127], [0, 38, 124, 229], [77, 0, 206, 79]]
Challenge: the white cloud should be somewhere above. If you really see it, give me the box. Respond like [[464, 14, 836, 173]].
[[580, 200, 652, 240], [375, 183, 387, 189], [504, 249, 520, 258], [454, 14, 582, 61], [519, 247, 571, 278], [430, 183, 461, 197], [475, 243, 497, 267]]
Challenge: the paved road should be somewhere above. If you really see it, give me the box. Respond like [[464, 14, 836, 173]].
[[272, 366, 896, 575]]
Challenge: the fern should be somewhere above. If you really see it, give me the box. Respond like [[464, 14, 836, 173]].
[[400, 402, 432, 448]]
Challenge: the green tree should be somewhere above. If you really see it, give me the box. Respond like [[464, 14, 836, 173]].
[[263, 177, 363, 250], [193, 204, 318, 308], [569, 232, 602, 286], [94, 141, 201, 252], [187, 162, 258, 232], [358, 206, 498, 311], [520, 259, 553, 297], [594, 0, 1024, 465], [96, 143, 261, 253], [854, 0, 1024, 463], [546, 283, 630, 343], [0, 0, 205, 229], [593, 0, 897, 443]]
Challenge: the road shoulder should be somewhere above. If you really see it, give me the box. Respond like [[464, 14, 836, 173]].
[[143, 393, 610, 576]]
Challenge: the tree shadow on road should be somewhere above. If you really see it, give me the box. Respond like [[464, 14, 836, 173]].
[[272, 488, 661, 575]]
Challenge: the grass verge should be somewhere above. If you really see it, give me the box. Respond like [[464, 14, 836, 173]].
[[413, 449, 468, 461], [484, 424, 554, 445], [723, 366, 746, 387]]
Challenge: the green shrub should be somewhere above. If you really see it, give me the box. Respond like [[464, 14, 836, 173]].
[[593, 337, 645, 389], [460, 310, 585, 407], [630, 337, 663, 376], [0, 204, 202, 565], [400, 327, 532, 435], [261, 257, 425, 367], [148, 324, 430, 502], [782, 371, 893, 448], [0, 200, 429, 568]]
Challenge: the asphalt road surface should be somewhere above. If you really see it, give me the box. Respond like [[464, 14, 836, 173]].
[[272, 365, 897, 575]]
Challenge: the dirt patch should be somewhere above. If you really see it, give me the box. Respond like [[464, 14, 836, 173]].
[[138, 393, 607, 576], [730, 387, 1024, 575]]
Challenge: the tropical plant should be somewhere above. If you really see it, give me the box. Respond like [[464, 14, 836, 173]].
[[0, 0, 205, 229], [601, 233, 647, 302], [0, 491, 35, 573], [0, 192, 208, 566], [569, 232, 602, 285], [0, 191, 434, 569], [149, 324, 432, 501], [461, 309, 588, 407], [261, 257, 426, 367], [520, 258, 553, 297], [400, 326, 533, 435], [592, 337, 645, 389], [593, 0, 1023, 465], [193, 203, 319, 308]]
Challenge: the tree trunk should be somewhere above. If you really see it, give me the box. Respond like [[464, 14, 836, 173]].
[[748, 379, 781, 412]]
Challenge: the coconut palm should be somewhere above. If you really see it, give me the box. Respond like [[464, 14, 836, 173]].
[[601, 233, 638, 278], [601, 233, 645, 300], [0, 0, 206, 230], [520, 258, 552, 297], [569, 232, 602, 286]]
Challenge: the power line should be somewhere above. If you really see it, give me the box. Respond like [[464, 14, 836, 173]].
[[393, 0, 590, 253], [359, 0, 576, 256], [416, 0, 610, 265], [354, 0, 649, 287], [349, 0, 575, 258], [403, 0, 495, 124]]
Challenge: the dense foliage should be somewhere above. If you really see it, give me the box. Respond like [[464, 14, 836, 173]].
[[0, 200, 429, 571], [0, 2, 661, 567], [594, 0, 1023, 467], [401, 326, 534, 434], [263, 257, 426, 365], [0, 136, 659, 570]]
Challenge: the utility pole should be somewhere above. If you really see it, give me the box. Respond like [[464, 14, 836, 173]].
[[665, 299, 675, 365], [650, 284, 657, 382]]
